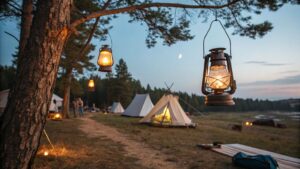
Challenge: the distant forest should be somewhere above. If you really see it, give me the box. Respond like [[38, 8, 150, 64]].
[[1, 63, 299, 113]]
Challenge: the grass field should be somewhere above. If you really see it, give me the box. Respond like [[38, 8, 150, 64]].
[[33, 118, 144, 169], [34, 112, 300, 169]]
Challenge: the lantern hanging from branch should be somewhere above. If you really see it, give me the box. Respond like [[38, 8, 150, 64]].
[[88, 78, 95, 92], [97, 44, 114, 72], [201, 18, 236, 106]]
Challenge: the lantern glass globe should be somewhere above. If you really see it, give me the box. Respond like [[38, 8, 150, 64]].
[[206, 65, 231, 90]]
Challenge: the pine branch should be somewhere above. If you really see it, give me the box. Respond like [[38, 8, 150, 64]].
[[75, 0, 112, 60], [7, 1, 22, 15], [77, 17, 100, 60], [70, 0, 241, 29], [4, 31, 19, 42]]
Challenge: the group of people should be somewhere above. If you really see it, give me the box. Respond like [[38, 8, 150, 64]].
[[72, 97, 84, 117]]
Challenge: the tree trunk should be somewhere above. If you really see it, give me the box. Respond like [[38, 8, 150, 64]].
[[62, 68, 73, 118], [19, 0, 33, 57], [0, 1, 72, 169]]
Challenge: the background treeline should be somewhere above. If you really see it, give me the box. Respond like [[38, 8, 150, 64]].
[[1, 63, 299, 113]]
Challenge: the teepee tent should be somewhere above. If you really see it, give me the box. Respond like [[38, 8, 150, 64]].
[[123, 94, 153, 117], [111, 102, 124, 113], [0, 89, 63, 113], [140, 94, 194, 127]]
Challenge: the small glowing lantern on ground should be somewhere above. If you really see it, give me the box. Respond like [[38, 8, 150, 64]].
[[97, 45, 113, 72], [202, 48, 236, 106], [244, 121, 253, 126], [50, 113, 62, 120], [88, 79, 95, 92], [201, 17, 236, 106], [44, 150, 49, 156]]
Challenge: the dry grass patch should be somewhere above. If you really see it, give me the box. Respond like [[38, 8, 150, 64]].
[[33, 118, 145, 169], [92, 112, 300, 169]]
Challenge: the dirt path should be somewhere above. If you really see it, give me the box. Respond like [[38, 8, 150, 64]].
[[78, 114, 180, 169]]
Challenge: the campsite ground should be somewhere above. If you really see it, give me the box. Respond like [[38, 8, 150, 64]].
[[34, 112, 300, 169]]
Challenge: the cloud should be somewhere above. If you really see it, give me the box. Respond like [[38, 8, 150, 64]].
[[279, 70, 299, 74], [244, 61, 287, 66], [239, 74, 300, 86], [236, 84, 300, 100]]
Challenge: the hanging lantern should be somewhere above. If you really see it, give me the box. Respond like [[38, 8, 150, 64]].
[[97, 45, 113, 72], [201, 18, 236, 106], [88, 79, 95, 92], [202, 48, 236, 106]]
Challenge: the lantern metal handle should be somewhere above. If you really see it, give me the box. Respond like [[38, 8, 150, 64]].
[[203, 18, 232, 58], [99, 25, 113, 50], [107, 31, 113, 50]]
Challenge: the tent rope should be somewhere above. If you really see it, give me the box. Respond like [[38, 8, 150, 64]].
[[43, 129, 55, 150], [178, 97, 205, 116], [163, 82, 205, 116]]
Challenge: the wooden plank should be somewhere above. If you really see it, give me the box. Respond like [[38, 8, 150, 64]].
[[223, 145, 300, 169], [229, 144, 300, 163], [211, 144, 300, 169], [212, 146, 295, 169]]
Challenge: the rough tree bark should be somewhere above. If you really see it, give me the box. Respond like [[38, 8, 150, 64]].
[[0, 0, 72, 168], [18, 0, 33, 57]]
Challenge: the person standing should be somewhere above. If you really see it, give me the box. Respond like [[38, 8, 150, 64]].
[[77, 97, 84, 117], [72, 99, 77, 117]]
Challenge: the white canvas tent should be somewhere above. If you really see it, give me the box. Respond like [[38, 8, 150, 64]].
[[0, 89, 63, 113], [123, 94, 153, 117], [49, 93, 63, 112], [140, 94, 194, 127], [111, 102, 124, 113]]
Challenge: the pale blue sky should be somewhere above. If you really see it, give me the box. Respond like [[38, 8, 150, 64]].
[[0, 4, 299, 100]]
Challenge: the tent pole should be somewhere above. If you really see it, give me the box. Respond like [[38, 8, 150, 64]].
[[160, 103, 170, 126]]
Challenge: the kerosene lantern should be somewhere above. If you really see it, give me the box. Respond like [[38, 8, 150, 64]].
[[97, 45, 113, 72], [201, 17, 236, 106], [87, 78, 95, 92]]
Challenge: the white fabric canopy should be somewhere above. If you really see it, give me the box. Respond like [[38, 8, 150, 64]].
[[111, 102, 124, 113], [0, 89, 63, 112], [123, 94, 153, 117]]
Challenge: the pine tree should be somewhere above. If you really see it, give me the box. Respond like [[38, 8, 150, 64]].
[[109, 59, 133, 107], [1, 1, 299, 168]]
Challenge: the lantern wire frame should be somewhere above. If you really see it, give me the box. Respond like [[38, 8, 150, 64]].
[[205, 67, 231, 90], [201, 14, 236, 95]]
